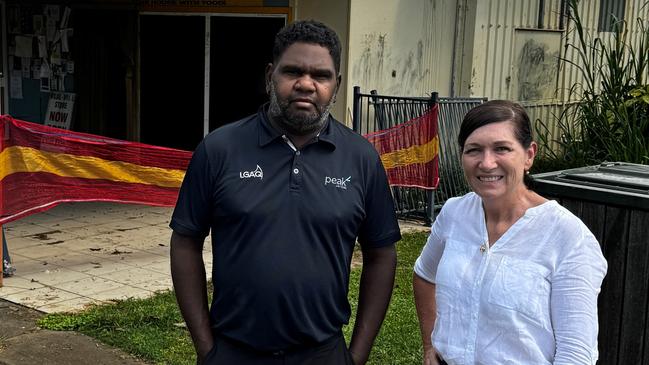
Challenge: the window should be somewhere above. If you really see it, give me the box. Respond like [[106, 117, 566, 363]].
[[598, 0, 626, 32]]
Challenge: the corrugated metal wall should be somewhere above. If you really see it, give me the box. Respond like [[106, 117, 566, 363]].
[[470, 0, 564, 99], [469, 0, 649, 152]]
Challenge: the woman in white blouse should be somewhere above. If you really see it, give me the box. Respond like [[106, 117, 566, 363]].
[[413, 100, 607, 365]]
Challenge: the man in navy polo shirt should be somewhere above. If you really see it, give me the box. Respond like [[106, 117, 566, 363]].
[[170, 20, 401, 365]]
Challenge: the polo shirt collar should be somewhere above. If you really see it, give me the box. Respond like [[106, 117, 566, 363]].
[[258, 103, 337, 150]]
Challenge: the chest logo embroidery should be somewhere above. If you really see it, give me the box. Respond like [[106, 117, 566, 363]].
[[240, 165, 263, 180], [324, 176, 351, 190]]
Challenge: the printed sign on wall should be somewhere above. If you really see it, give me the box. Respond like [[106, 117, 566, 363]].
[[44, 92, 75, 129]]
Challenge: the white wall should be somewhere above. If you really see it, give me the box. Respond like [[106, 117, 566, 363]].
[[294, 0, 351, 125], [346, 0, 458, 123]]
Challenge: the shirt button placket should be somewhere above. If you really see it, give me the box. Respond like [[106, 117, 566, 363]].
[[290, 150, 302, 191], [466, 247, 490, 364], [466, 251, 489, 363]]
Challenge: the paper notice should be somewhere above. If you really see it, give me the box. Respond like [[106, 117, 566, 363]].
[[60, 7, 71, 29], [33, 15, 45, 35], [10, 70, 23, 99], [45, 5, 61, 22], [40, 60, 51, 78], [21, 58, 31, 78], [15, 36, 33, 58], [47, 18, 56, 42], [38, 36, 47, 58], [32, 59, 42, 79], [61, 29, 70, 52]]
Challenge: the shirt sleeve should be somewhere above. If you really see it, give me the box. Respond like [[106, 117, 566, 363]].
[[169, 141, 215, 239], [551, 227, 608, 364], [413, 203, 449, 283], [357, 155, 402, 248]]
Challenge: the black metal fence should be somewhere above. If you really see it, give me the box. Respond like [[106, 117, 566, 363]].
[[352, 86, 485, 222]]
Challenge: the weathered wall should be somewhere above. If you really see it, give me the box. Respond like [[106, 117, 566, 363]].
[[469, 0, 649, 101], [345, 0, 458, 123], [294, 0, 350, 125], [469, 0, 563, 100], [467, 0, 649, 151]]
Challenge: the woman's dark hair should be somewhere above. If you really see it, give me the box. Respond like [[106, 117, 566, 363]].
[[273, 20, 342, 74], [457, 100, 535, 188]]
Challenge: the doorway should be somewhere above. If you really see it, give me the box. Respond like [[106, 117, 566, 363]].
[[209, 16, 285, 130], [139, 13, 286, 151], [140, 15, 205, 151], [73, 9, 135, 139]]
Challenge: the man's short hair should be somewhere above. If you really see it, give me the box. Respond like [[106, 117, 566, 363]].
[[273, 20, 341, 74]]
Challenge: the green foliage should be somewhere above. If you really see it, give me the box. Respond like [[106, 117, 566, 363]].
[[535, 0, 649, 168], [39, 232, 430, 365], [344, 232, 428, 365]]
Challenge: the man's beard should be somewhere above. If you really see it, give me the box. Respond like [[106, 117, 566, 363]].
[[267, 83, 334, 136]]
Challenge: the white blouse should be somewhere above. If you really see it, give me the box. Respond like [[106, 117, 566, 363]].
[[414, 192, 607, 365]]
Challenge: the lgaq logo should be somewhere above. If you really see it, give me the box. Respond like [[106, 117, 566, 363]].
[[240, 165, 263, 180]]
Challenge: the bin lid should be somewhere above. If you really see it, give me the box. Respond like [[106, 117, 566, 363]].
[[532, 162, 649, 211]]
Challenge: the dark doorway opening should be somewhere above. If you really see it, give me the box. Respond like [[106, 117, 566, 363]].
[[73, 9, 134, 139], [209, 16, 285, 131], [140, 15, 205, 151]]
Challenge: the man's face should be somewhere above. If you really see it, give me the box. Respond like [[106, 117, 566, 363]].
[[266, 42, 340, 136]]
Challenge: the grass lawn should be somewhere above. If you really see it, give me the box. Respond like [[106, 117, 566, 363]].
[[38, 231, 429, 365]]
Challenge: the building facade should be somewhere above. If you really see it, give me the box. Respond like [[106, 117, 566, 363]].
[[1, 0, 647, 150]]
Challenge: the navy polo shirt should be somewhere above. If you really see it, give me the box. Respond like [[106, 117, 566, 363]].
[[170, 105, 401, 351]]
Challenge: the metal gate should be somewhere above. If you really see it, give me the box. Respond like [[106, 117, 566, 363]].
[[352, 86, 485, 222]]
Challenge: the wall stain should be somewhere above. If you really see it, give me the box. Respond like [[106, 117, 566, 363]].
[[517, 39, 559, 101], [353, 32, 429, 95]]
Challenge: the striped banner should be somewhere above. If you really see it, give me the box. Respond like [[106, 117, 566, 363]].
[[364, 105, 439, 189], [0, 115, 192, 225]]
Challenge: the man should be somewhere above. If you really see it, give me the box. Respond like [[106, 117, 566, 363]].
[[170, 20, 400, 365]]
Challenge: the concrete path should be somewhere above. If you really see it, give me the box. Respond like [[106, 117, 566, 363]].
[[0, 202, 211, 313]]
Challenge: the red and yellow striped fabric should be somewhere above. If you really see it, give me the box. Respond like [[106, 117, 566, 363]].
[[0, 115, 192, 225], [364, 105, 439, 189]]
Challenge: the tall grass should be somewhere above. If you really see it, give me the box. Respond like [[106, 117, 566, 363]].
[[535, 0, 649, 169]]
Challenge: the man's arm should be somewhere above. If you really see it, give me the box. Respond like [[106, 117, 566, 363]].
[[413, 273, 440, 365], [170, 231, 213, 363], [349, 244, 397, 365]]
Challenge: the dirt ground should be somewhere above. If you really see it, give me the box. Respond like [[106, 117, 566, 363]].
[[0, 298, 147, 365]]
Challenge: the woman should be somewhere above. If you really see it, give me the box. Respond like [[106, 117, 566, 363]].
[[413, 100, 607, 364]]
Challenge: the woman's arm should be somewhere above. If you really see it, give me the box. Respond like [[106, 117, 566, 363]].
[[414, 273, 441, 365], [551, 233, 607, 364]]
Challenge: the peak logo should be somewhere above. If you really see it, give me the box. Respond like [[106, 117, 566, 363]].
[[325, 176, 351, 190], [240, 165, 263, 180]]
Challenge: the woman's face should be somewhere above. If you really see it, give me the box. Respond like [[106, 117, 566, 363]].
[[461, 121, 536, 202]]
